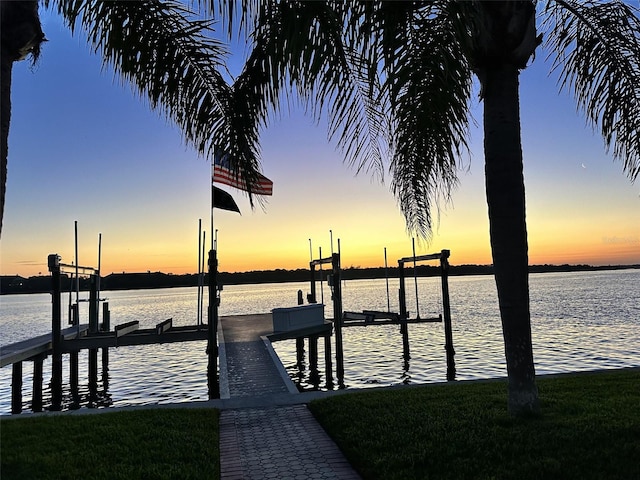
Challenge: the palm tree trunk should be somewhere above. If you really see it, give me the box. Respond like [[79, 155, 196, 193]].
[[483, 64, 539, 416], [0, 48, 12, 236], [0, 0, 44, 237]]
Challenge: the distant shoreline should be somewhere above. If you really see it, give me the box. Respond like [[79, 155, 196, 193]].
[[1, 264, 638, 296]]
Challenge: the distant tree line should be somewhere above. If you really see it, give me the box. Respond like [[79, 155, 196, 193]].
[[1, 264, 637, 295]]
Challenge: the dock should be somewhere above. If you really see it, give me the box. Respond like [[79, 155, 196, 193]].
[[1, 245, 459, 478], [219, 314, 294, 398], [218, 313, 360, 479]]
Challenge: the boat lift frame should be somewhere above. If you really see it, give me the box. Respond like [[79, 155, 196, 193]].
[[48, 253, 102, 410], [308, 251, 344, 383], [398, 249, 456, 380]]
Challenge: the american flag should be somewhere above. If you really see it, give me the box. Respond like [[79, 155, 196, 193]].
[[213, 150, 273, 196]]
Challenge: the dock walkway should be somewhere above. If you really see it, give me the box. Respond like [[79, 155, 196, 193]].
[[0, 325, 89, 368], [218, 314, 360, 479]]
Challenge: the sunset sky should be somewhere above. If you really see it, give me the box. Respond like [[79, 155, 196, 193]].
[[1, 8, 638, 278]]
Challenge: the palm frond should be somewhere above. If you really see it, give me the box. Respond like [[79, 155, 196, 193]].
[[201, 0, 260, 40], [544, 0, 640, 181], [47, 0, 266, 195], [232, 1, 389, 181], [384, 3, 473, 239]]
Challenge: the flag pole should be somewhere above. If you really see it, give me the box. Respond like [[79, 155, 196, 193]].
[[208, 151, 218, 398], [215, 158, 216, 255]]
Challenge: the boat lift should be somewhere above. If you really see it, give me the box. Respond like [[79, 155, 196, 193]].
[[307, 247, 344, 384], [341, 248, 456, 381], [398, 249, 456, 380]]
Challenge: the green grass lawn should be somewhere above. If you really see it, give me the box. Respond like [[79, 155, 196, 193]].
[[1, 408, 219, 480], [309, 369, 640, 480], [2, 370, 638, 480]]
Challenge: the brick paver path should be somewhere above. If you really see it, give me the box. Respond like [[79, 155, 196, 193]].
[[219, 315, 361, 479], [220, 405, 360, 480]]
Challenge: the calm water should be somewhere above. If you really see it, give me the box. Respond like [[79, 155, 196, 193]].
[[1, 269, 638, 414]]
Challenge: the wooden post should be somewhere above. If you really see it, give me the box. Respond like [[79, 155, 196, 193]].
[[309, 264, 317, 303], [324, 333, 333, 389], [88, 351, 98, 404], [11, 362, 22, 414], [440, 250, 456, 380], [332, 253, 344, 386], [401, 322, 410, 360], [398, 260, 411, 360], [207, 249, 219, 399], [88, 274, 99, 404], [102, 302, 110, 391], [49, 254, 63, 411], [309, 335, 319, 387], [398, 260, 407, 319], [89, 274, 98, 332], [69, 304, 79, 406], [296, 338, 305, 368], [31, 355, 45, 412]]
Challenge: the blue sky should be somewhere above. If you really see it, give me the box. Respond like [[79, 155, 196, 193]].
[[1, 6, 638, 277]]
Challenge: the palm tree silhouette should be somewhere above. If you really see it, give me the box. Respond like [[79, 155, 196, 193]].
[[3, 1, 638, 416], [223, 0, 639, 415], [1, 0, 264, 236], [1, 1, 44, 235]]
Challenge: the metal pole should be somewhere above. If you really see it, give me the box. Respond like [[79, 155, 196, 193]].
[[330, 230, 333, 255]]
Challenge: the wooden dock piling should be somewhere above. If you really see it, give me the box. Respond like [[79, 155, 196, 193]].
[[324, 334, 333, 389], [88, 274, 99, 403], [207, 249, 219, 399], [31, 354, 45, 412], [440, 250, 456, 380], [11, 363, 22, 414], [50, 254, 63, 411], [296, 338, 305, 368], [69, 303, 80, 405], [397, 260, 411, 359], [309, 335, 319, 385], [331, 253, 344, 385], [101, 302, 110, 390]]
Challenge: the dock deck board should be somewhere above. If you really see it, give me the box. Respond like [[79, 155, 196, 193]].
[[219, 314, 292, 398], [0, 325, 89, 367]]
